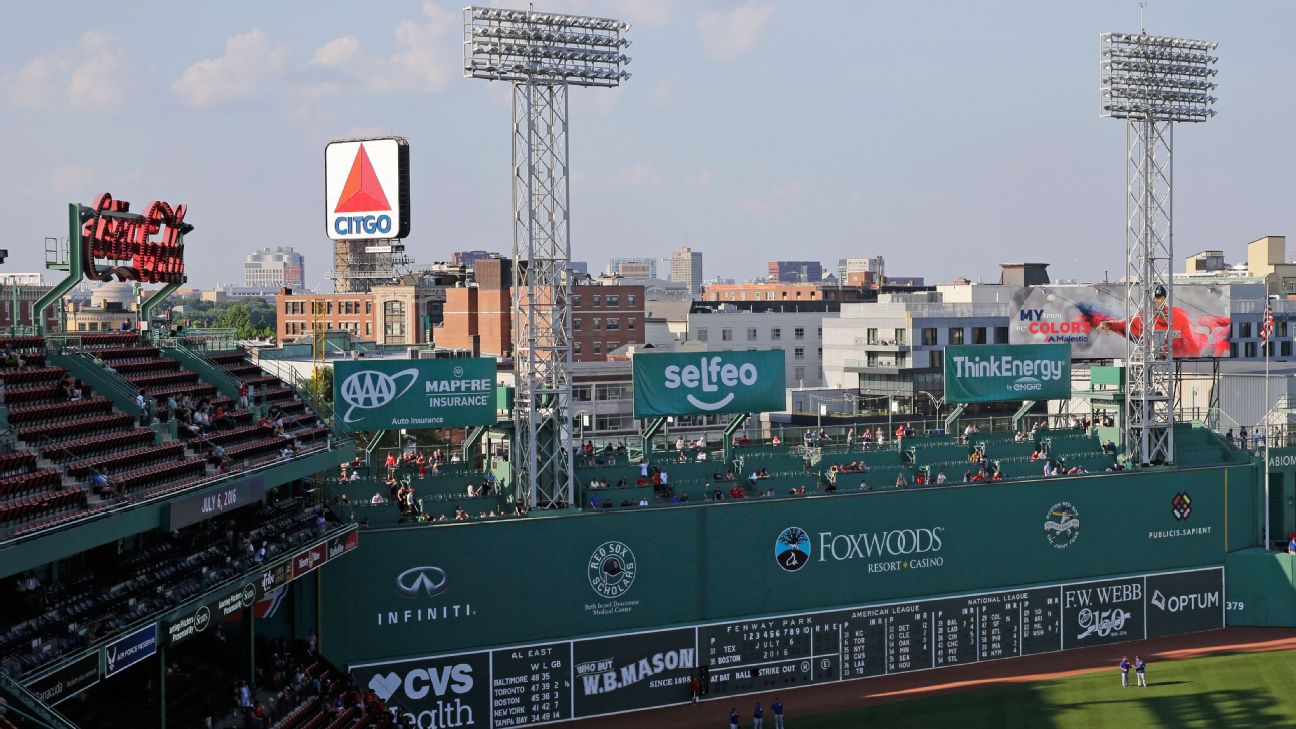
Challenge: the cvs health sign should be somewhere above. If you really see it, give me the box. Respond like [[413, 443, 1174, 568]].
[[325, 137, 410, 240]]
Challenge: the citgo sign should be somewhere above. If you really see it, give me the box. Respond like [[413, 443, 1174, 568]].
[[632, 350, 784, 418], [944, 343, 1071, 404], [325, 137, 411, 240], [332, 358, 498, 432]]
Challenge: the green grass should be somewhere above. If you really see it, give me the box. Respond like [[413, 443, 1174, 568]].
[[794, 650, 1296, 729]]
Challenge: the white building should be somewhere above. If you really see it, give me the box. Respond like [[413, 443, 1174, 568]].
[[682, 303, 830, 388], [607, 257, 657, 279], [822, 285, 1015, 405], [670, 247, 703, 297], [593, 275, 690, 301], [244, 246, 305, 289]]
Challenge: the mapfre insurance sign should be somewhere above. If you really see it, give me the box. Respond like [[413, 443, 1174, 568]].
[[325, 137, 410, 240]]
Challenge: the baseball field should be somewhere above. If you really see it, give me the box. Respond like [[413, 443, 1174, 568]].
[[564, 628, 1296, 729]]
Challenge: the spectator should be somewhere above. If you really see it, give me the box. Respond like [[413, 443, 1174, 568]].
[[935, 470, 947, 484], [894, 473, 907, 489], [371, 492, 385, 504]]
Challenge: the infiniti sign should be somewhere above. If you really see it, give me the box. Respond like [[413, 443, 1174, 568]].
[[397, 566, 449, 598]]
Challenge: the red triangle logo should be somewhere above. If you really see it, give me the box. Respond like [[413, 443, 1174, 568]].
[[334, 144, 392, 213]]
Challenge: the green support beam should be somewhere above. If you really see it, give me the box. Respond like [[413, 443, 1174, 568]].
[[943, 403, 967, 435], [140, 278, 183, 334], [641, 417, 667, 461], [1011, 400, 1036, 433], [723, 413, 750, 465], [33, 204, 84, 335]]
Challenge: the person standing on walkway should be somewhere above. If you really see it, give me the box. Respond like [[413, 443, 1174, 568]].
[[1135, 656, 1148, 687], [753, 702, 764, 729], [1119, 657, 1130, 688], [771, 698, 784, 729]]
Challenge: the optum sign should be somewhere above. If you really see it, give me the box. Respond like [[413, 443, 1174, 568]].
[[944, 343, 1071, 404], [632, 350, 784, 418]]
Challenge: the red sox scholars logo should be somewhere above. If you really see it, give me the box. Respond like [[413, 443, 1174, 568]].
[[588, 541, 636, 598]]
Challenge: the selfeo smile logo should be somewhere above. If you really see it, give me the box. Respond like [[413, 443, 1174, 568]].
[[396, 566, 449, 598], [663, 355, 759, 411], [339, 368, 419, 423]]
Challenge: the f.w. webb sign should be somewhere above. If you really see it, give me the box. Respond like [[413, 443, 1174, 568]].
[[332, 358, 498, 432], [632, 350, 785, 418]]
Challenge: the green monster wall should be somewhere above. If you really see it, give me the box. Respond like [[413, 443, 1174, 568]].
[[319, 463, 1257, 670]]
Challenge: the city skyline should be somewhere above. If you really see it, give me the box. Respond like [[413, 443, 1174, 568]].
[[0, 1, 1292, 291]]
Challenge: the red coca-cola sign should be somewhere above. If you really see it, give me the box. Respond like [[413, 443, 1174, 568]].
[[81, 191, 192, 284]]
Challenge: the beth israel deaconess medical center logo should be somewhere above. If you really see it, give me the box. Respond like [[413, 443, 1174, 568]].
[[775, 526, 812, 572], [338, 368, 419, 424]]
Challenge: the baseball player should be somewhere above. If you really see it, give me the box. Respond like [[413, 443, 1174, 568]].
[[753, 701, 764, 729], [1119, 656, 1130, 688], [771, 698, 785, 729], [1135, 656, 1147, 687], [729, 707, 740, 729]]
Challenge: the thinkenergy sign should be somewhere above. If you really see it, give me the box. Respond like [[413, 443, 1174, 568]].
[[944, 343, 1071, 404], [345, 566, 1222, 728]]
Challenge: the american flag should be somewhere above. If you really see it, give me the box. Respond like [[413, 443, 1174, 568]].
[[1261, 304, 1274, 345]]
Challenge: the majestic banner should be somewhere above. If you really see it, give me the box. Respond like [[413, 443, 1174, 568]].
[[1009, 284, 1232, 359], [632, 350, 785, 418], [944, 344, 1072, 404], [333, 358, 498, 431]]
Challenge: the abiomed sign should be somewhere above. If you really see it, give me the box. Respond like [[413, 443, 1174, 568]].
[[632, 350, 785, 418], [944, 344, 1071, 404], [333, 358, 498, 432]]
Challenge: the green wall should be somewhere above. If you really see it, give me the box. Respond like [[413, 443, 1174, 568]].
[[320, 463, 1257, 669], [1224, 548, 1296, 626]]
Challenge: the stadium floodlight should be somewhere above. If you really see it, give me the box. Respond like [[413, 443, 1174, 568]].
[[464, 6, 632, 510], [465, 6, 631, 88], [1099, 31, 1218, 468]]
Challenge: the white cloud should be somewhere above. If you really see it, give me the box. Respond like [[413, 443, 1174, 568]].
[[646, 78, 675, 107], [688, 168, 715, 187], [609, 163, 665, 187], [697, 3, 775, 61], [172, 29, 288, 108], [312, 3, 456, 95], [4, 54, 67, 108], [68, 32, 123, 111], [738, 182, 815, 215]]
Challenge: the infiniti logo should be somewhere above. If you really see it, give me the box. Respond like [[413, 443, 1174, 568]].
[[396, 566, 449, 598]]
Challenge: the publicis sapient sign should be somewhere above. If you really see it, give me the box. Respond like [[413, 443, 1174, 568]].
[[943, 344, 1071, 404], [332, 357, 498, 432], [325, 137, 411, 240], [632, 350, 785, 418]]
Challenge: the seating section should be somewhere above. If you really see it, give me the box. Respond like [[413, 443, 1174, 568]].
[[0, 496, 332, 677], [211, 349, 330, 433], [0, 337, 337, 539]]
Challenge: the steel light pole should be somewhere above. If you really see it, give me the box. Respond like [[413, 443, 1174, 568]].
[[1100, 30, 1218, 467], [464, 6, 631, 509]]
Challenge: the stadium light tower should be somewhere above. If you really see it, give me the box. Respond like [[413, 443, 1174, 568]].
[[464, 6, 632, 509], [1100, 30, 1218, 466]]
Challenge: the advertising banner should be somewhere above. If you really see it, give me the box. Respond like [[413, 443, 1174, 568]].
[[1009, 284, 1232, 359], [319, 466, 1249, 670], [944, 344, 1072, 404], [340, 566, 1220, 728], [325, 137, 411, 240], [333, 357, 498, 432], [25, 653, 100, 706], [103, 623, 157, 677], [572, 628, 696, 718], [632, 350, 785, 418], [167, 476, 266, 531]]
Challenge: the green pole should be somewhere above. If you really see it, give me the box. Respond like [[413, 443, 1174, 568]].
[[159, 641, 167, 728]]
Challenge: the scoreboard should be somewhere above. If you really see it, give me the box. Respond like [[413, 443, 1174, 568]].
[[348, 566, 1222, 728]]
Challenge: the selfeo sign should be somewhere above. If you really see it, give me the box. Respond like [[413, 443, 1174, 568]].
[[944, 343, 1071, 404], [332, 358, 498, 432], [325, 137, 410, 240], [632, 350, 784, 418]]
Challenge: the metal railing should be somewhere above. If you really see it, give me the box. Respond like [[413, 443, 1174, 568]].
[[255, 357, 335, 426], [0, 670, 77, 728], [168, 343, 243, 395]]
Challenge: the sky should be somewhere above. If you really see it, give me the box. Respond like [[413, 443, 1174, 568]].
[[0, 1, 1292, 291]]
